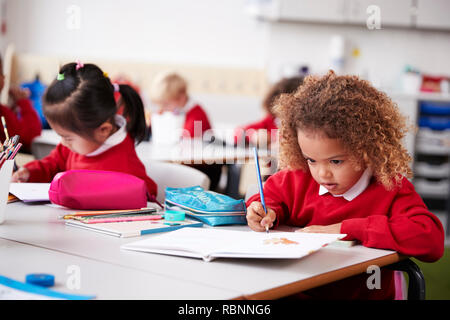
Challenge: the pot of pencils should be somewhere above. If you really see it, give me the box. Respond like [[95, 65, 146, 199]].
[[0, 116, 23, 224]]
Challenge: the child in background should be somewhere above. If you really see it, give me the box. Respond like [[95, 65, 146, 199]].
[[246, 70, 444, 299], [0, 54, 42, 152], [234, 76, 304, 146], [149, 71, 222, 191], [149, 71, 212, 139], [11, 62, 157, 198]]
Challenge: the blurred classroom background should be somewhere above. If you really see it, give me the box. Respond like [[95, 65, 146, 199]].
[[1, 0, 449, 298]]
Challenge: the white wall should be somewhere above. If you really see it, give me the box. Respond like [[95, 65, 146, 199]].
[[4, 0, 449, 87], [265, 21, 450, 90], [2, 0, 269, 68], [1, 0, 271, 128], [2, 0, 450, 127]]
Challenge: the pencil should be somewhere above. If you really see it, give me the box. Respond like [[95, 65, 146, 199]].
[[8, 143, 22, 160], [1, 116, 9, 142], [253, 147, 269, 233], [61, 207, 157, 219]]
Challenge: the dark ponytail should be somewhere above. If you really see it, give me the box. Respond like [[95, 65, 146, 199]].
[[43, 62, 146, 144], [116, 84, 146, 144]]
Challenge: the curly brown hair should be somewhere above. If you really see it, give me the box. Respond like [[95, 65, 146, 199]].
[[274, 70, 412, 190]]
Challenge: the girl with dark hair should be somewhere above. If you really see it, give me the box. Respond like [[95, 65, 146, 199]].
[[12, 61, 157, 197]]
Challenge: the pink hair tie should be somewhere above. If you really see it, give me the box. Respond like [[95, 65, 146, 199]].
[[112, 83, 120, 92], [75, 59, 84, 70]]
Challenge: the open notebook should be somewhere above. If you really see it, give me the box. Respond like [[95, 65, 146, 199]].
[[121, 228, 345, 262]]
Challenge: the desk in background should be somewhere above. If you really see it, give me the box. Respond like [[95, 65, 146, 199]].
[[31, 129, 273, 164], [30, 129, 274, 198]]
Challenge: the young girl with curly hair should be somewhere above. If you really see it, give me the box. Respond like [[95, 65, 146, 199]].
[[246, 70, 444, 299]]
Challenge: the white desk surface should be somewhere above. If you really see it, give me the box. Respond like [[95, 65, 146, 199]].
[[0, 202, 400, 299], [0, 238, 238, 299], [32, 129, 273, 164]]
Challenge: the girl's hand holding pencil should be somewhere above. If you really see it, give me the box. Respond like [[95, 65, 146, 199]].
[[246, 201, 277, 232], [11, 167, 29, 182]]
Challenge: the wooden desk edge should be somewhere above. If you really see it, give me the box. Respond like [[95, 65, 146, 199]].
[[234, 252, 403, 300]]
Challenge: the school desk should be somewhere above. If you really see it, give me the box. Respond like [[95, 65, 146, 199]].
[[0, 238, 238, 299], [31, 129, 274, 198], [31, 129, 272, 164], [0, 201, 427, 300]]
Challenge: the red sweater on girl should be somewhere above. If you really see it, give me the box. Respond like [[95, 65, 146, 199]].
[[246, 169, 444, 299], [0, 99, 42, 150], [24, 135, 157, 197]]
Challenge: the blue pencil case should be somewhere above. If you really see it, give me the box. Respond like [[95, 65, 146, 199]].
[[164, 186, 247, 226]]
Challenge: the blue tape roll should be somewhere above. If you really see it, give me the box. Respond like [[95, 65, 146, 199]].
[[26, 273, 55, 287], [164, 210, 185, 221]]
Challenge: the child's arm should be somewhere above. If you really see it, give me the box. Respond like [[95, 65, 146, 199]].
[[298, 223, 342, 234], [23, 143, 69, 182], [341, 180, 444, 262], [1, 89, 42, 149], [11, 98, 42, 148]]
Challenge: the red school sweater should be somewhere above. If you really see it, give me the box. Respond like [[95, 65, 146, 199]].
[[234, 114, 278, 144], [183, 105, 212, 138], [0, 99, 42, 150], [24, 135, 157, 197], [246, 169, 444, 299]]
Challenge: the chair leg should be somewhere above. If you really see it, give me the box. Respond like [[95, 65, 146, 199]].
[[385, 259, 426, 300], [225, 164, 242, 199]]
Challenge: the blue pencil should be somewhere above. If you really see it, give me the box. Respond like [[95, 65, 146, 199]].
[[253, 147, 269, 233]]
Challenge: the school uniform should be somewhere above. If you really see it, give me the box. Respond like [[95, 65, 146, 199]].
[[24, 115, 157, 197], [176, 99, 222, 191], [246, 168, 445, 299], [182, 99, 212, 138], [0, 99, 42, 151], [234, 114, 278, 145]]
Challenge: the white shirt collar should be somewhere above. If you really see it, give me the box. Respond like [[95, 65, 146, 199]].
[[86, 115, 128, 157], [318, 168, 372, 201]]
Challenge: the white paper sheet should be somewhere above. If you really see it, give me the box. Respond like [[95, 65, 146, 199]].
[[122, 228, 346, 262], [9, 183, 51, 202]]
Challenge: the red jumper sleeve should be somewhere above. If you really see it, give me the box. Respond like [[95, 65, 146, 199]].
[[341, 179, 445, 262], [0, 99, 42, 149], [24, 144, 69, 182]]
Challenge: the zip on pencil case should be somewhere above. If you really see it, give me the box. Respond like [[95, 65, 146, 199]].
[[164, 186, 247, 226]]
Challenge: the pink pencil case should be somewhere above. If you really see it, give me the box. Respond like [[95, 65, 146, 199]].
[[49, 170, 148, 210]]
